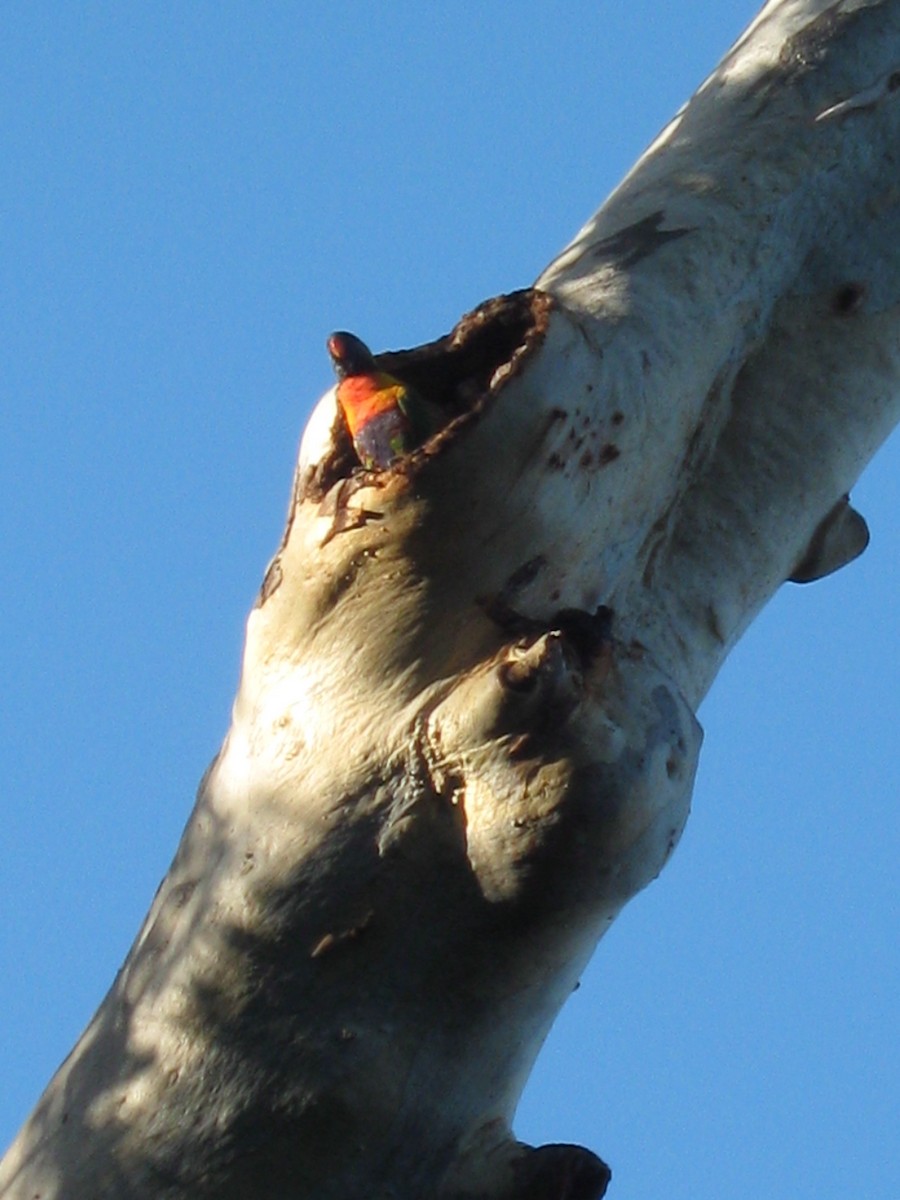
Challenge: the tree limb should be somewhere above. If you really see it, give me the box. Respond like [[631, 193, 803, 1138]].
[[3, 2, 899, 1196]]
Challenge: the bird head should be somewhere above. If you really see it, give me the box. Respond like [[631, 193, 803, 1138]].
[[327, 331, 376, 379]]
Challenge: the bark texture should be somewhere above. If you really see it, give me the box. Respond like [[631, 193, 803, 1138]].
[[3, 1, 900, 1197]]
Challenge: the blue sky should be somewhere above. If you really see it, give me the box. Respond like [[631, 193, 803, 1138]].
[[2, 4, 898, 1197]]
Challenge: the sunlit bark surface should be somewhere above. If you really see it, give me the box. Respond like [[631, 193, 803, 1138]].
[[3, 2, 899, 1196]]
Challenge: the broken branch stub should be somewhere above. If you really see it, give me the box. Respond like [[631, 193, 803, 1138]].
[[214, 287, 703, 1194]]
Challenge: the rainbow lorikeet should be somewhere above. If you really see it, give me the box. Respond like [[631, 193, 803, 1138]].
[[327, 331, 436, 469]]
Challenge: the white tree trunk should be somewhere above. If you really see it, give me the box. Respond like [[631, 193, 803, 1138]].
[[3, 2, 899, 1196]]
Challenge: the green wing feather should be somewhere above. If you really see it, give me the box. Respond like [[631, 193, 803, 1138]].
[[397, 385, 439, 445]]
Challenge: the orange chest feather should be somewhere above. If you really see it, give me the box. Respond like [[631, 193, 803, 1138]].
[[337, 374, 407, 437]]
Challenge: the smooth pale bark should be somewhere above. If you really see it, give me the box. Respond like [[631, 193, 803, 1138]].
[[4, 2, 900, 1197]]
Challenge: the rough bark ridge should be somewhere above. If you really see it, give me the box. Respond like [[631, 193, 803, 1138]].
[[3, 2, 900, 1197]]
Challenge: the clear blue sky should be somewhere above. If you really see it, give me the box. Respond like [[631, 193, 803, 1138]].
[[2, 4, 898, 1197]]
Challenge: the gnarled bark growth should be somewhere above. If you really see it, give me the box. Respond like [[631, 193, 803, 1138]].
[[3, 2, 900, 1196]]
